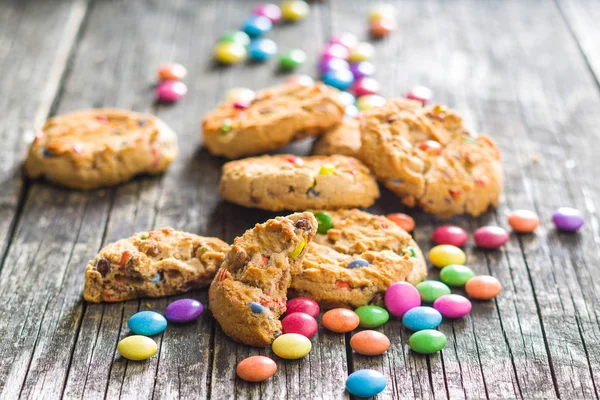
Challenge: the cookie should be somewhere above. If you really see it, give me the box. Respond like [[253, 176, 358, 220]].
[[202, 82, 345, 159], [311, 117, 361, 158], [359, 99, 503, 217], [25, 108, 178, 190], [289, 209, 427, 309], [219, 154, 380, 211], [209, 212, 317, 347], [84, 228, 230, 303]]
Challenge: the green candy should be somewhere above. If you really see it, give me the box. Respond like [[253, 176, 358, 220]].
[[279, 49, 306, 70], [416, 280, 451, 303], [314, 211, 333, 234], [409, 329, 447, 354], [355, 305, 389, 328], [440, 264, 475, 287], [219, 30, 250, 46]]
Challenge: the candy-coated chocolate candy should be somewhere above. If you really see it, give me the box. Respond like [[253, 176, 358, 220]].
[[384, 281, 421, 317], [416, 280, 451, 303], [433, 294, 472, 318], [286, 297, 320, 318], [128, 311, 167, 336], [313, 211, 334, 234], [418, 140, 442, 155], [355, 305, 389, 328], [347, 259, 370, 269], [248, 38, 278, 61], [285, 74, 314, 86], [321, 43, 350, 60], [322, 69, 354, 90], [369, 3, 398, 22], [350, 330, 390, 355], [322, 308, 360, 332], [370, 18, 396, 37], [282, 312, 318, 338], [508, 210, 540, 233], [225, 87, 255, 102], [329, 32, 358, 50], [219, 30, 251, 46], [338, 91, 356, 106], [432, 225, 468, 247], [158, 63, 187, 81], [290, 238, 306, 259], [253, 3, 282, 23], [473, 226, 509, 249], [351, 77, 380, 97], [117, 335, 158, 361], [319, 163, 336, 175], [279, 49, 307, 70], [408, 329, 447, 354], [272, 333, 312, 359], [428, 244, 466, 267], [349, 61, 375, 79], [320, 57, 350, 73], [236, 356, 277, 382], [165, 298, 203, 323], [402, 306, 443, 331], [346, 369, 387, 398], [345, 105, 358, 117], [465, 275, 502, 300], [155, 81, 187, 102], [233, 99, 251, 109], [348, 42, 375, 62], [440, 264, 475, 287], [385, 213, 415, 232], [406, 85, 432, 104], [552, 207, 584, 231], [214, 42, 247, 64], [280, 0, 310, 21], [356, 94, 385, 110], [242, 15, 273, 37]]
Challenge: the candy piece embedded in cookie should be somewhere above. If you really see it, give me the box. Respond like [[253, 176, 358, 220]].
[[311, 117, 361, 158], [209, 212, 317, 347], [84, 228, 230, 303], [202, 82, 345, 159], [219, 154, 380, 211], [25, 108, 178, 190], [359, 99, 503, 218], [289, 209, 427, 309]]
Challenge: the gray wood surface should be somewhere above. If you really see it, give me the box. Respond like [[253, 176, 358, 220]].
[[0, 0, 598, 399]]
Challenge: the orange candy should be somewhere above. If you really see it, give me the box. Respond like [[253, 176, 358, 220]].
[[350, 330, 390, 355], [158, 63, 187, 81], [370, 18, 396, 38], [465, 276, 502, 300], [386, 213, 415, 232], [321, 308, 360, 333], [236, 356, 277, 382], [508, 210, 540, 233]]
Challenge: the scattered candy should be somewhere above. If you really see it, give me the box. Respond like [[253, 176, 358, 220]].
[[155, 81, 188, 102], [350, 330, 390, 355], [321, 43, 350, 60], [253, 3, 282, 23], [236, 356, 277, 382], [348, 42, 375, 62], [321, 308, 360, 333], [279, 49, 307, 70], [158, 63, 187, 81], [428, 244, 466, 268], [219, 30, 251, 46], [406, 85, 433, 104], [370, 18, 396, 38], [386, 213, 415, 232], [280, 0, 310, 21], [165, 298, 204, 323], [286, 297, 320, 318], [127, 311, 167, 336], [282, 312, 318, 338], [432, 225, 468, 247], [286, 74, 314, 85], [416, 280, 451, 303], [508, 210, 540, 233], [552, 207, 584, 232], [320, 57, 350, 73], [356, 94, 386, 110], [402, 306, 443, 331], [225, 87, 256, 102], [242, 15, 273, 37], [248, 38, 278, 61], [272, 333, 312, 359], [351, 77, 380, 97], [473, 226, 509, 249], [408, 329, 447, 354], [117, 335, 158, 361], [440, 264, 475, 287], [369, 3, 398, 22], [346, 369, 387, 398], [314, 211, 333, 234], [348, 259, 370, 269], [349, 61, 375, 79], [329, 32, 359, 50], [384, 281, 421, 317], [322, 69, 354, 90], [465, 275, 502, 300], [355, 305, 389, 328], [214, 42, 247, 64], [433, 294, 472, 318]]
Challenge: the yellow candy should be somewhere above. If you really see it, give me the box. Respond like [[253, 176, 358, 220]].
[[290, 238, 306, 259], [369, 3, 398, 22], [348, 42, 375, 62], [214, 42, 247, 64], [319, 163, 336, 176], [117, 335, 158, 361], [356, 94, 386, 111], [428, 245, 466, 268], [272, 333, 312, 359], [225, 87, 255, 102], [281, 0, 310, 21]]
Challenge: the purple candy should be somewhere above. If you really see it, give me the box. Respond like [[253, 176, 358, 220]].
[[385, 282, 421, 318], [552, 207, 585, 231], [349, 61, 375, 79], [433, 294, 471, 319], [329, 32, 358, 49], [321, 43, 350, 60], [165, 298, 204, 323], [320, 58, 350, 73]]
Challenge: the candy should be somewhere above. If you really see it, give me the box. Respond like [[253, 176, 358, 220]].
[[440, 264, 475, 287], [313, 211, 333, 234], [225, 87, 255, 102], [286, 297, 320, 318], [280, 0, 310, 21], [351, 77, 380, 97], [349, 61, 375, 79], [346, 369, 387, 398], [384, 281, 421, 317], [406, 85, 433, 104], [369, 3, 398, 22], [117, 335, 158, 361], [408, 329, 447, 354], [320, 57, 350, 73], [385, 213, 415, 232], [285, 74, 314, 86], [356, 94, 385, 110], [433, 294, 472, 318], [127, 311, 167, 336], [219, 30, 251, 46], [355, 305, 389, 328], [158, 63, 187, 81], [418, 140, 442, 155], [416, 280, 451, 303], [473, 226, 509, 249], [253, 3, 282, 23], [465, 275, 502, 300], [428, 244, 466, 267], [236, 356, 277, 382], [322, 69, 354, 90], [290, 238, 306, 259], [319, 163, 336, 175], [338, 91, 356, 106], [329, 32, 358, 49], [242, 15, 273, 37], [552, 207, 584, 231], [272, 333, 312, 359], [155, 81, 187, 102], [165, 298, 204, 323], [348, 42, 375, 62], [279, 49, 307, 70], [508, 210, 540, 233], [248, 38, 278, 61], [432, 225, 468, 247], [345, 105, 359, 117], [350, 330, 390, 355], [402, 306, 443, 331], [321, 308, 360, 333], [347, 259, 370, 269], [282, 312, 318, 338], [370, 18, 396, 38], [214, 42, 247, 64], [321, 43, 350, 60]]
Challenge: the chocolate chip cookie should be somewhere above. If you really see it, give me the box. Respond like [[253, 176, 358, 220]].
[[311, 117, 361, 158]]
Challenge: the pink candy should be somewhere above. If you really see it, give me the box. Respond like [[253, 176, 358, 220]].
[[253, 3, 282, 23], [473, 226, 509, 249], [384, 282, 421, 318], [155, 81, 187, 102], [406, 85, 432, 104], [321, 43, 350, 60], [432, 225, 469, 247], [329, 32, 359, 50], [286, 297, 320, 318], [352, 77, 380, 97], [433, 294, 472, 318], [281, 312, 318, 338]]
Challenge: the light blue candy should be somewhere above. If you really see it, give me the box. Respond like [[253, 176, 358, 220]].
[[402, 306, 442, 331], [322, 69, 354, 90], [248, 38, 278, 61], [346, 369, 386, 398], [128, 311, 167, 336], [242, 15, 272, 37]]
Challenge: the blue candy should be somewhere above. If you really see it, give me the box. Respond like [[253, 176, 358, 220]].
[[346, 369, 387, 398], [347, 259, 369, 269], [402, 306, 443, 331], [322, 69, 354, 90], [242, 15, 272, 37], [248, 38, 278, 61], [127, 310, 167, 336], [249, 301, 266, 313]]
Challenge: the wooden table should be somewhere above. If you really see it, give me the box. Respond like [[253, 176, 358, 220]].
[[0, 0, 599, 398]]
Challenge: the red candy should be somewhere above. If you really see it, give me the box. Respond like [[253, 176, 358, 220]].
[[286, 297, 320, 318], [473, 226, 509, 249], [406, 85, 432, 104], [351, 77, 380, 97], [418, 140, 442, 154], [432, 225, 468, 247], [281, 312, 318, 338]]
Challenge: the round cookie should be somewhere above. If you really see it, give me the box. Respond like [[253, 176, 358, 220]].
[[359, 99, 503, 218], [289, 209, 427, 309], [25, 108, 178, 190], [219, 154, 380, 211], [312, 117, 361, 157]]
